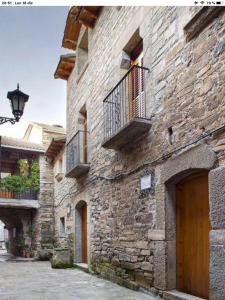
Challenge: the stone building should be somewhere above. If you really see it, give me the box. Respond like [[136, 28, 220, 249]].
[[24, 122, 66, 252], [0, 123, 65, 257], [0, 135, 44, 256], [54, 6, 225, 299]]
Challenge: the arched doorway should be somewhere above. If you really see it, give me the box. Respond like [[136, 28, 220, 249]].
[[75, 201, 87, 264], [0, 220, 7, 254], [176, 172, 210, 298]]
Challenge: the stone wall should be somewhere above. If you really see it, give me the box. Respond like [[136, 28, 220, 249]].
[[59, 6, 225, 296], [34, 128, 65, 253], [34, 155, 54, 251], [53, 146, 75, 249]]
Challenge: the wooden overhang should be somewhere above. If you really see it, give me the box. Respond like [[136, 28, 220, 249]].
[[62, 6, 102, 50], [54, 54, 76, 80], [45, 135, 66, 161], [0, 136, 45, 173]]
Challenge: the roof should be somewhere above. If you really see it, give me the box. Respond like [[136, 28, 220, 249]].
[[0, 136, 45, 153], [54, 54, 76, 80], [24, 122, 66, 140], [45, 135, 66, 160], [31, 122, 66, 134], [62, 6, 101, 50]]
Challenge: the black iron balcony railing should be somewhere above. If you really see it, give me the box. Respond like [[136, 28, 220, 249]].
[[66, 130, 89, 178], [103, 65, 150, 143], [0, 188, 38, 200]]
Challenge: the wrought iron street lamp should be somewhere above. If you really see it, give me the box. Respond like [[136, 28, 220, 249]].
[[0, 84, 29, 125]]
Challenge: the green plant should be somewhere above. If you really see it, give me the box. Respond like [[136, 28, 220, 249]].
[[1, 175, 27, 194], [27, 226, 35, 239], [0, 160, 40, 193], [26, 162, 40, 191], [18, 159, 29, 177]]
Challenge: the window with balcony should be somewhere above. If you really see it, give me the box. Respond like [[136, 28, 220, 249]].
[[66, 105, 89, 178], [77, 29, 89, 77], [102, 37, 151, 150], [55, 156, 64, 182]]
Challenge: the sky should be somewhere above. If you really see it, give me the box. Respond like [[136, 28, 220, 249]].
[[0, 6, 70, 139]]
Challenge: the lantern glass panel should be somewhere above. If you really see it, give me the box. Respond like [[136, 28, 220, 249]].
[[12, 95, 19, 112], [18, 97, 25, 112], [7, 85, 29, 121]]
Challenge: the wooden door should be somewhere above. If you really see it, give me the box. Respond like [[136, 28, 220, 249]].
[[81, 204, 87, 263], [130, 50, 145, 119], [176, 172, 210, 299]]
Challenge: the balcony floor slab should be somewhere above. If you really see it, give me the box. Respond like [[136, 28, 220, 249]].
[[0, 198, 39, 209], [66, 164, 90, 179], [102, 118, 151, 150]]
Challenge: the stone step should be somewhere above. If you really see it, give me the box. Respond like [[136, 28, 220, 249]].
[[163, 290, 206, 300], [74, 263, 89, 273]]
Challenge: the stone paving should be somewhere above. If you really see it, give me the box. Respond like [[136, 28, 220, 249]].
[[0, 255, 158, 300]]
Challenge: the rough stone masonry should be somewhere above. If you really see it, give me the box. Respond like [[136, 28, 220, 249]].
[[53, 6, 225, 299]]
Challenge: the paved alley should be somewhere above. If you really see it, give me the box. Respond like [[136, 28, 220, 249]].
[[0, 258, 158, 300]]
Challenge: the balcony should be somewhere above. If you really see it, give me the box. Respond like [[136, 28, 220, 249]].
[[102, 65, 151, 150], [66, 130, 90, 178], [0, 188, 39, 209]]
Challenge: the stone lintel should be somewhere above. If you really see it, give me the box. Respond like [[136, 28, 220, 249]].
[[160, 144, 216, 184], [148, 230, 165, 241]]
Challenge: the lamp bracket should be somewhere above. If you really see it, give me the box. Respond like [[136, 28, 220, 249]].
[[0, 117, 17, 125]]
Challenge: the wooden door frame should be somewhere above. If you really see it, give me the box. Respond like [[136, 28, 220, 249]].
[[165, 169, 210, 293], [74, 200, 89, 264], [176, 171, 210, 298]]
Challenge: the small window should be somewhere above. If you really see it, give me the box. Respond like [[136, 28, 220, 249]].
[[184, 7, 224, 41], [60, 217, 65, 234], [168, 127, 175, 145], [77, 29, 88, 75]]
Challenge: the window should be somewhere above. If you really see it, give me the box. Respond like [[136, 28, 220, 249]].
[[60, 217, 65, 234], [123, 29, 144, 119], [77, 29, 88, 75], [79, 105, 88, 163], [168, 127, 176, 145], [184, 7, 224, 41], [55, 156, 64, 182]]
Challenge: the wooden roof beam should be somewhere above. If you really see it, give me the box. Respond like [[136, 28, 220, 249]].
[[64, 39, 77, 47], [83, 7, 99, 19], [78, 17, 94, 29]]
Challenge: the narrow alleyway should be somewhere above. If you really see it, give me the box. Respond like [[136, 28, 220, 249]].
[[0, 254, 158, 300]]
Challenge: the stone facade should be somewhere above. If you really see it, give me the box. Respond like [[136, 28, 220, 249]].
[[25, 123, 66, 255], [52, 145, 75, 249], [54, 6, 225, 299]]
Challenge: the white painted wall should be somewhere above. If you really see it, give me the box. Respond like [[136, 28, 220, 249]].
[[26, 126, 43, 144]]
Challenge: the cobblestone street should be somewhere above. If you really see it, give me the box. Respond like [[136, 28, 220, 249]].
[[0, 255, 157, 300]]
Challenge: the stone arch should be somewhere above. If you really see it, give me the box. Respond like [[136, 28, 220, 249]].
[[74, 200, 88, 263], [0, 210, 24, 256], [155, 144, 217, 292], [0, 219, 7, 253]]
